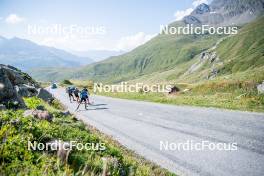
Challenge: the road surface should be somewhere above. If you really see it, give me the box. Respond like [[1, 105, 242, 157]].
[[49, 88, 264, 176]]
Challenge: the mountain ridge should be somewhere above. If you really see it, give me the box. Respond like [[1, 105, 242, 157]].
[[184, 0, 264, 25], [0, 36, 94, 70], [69, 49, 125, 62]]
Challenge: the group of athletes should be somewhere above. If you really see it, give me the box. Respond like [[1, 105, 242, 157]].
[[66, 86, 90, 110]]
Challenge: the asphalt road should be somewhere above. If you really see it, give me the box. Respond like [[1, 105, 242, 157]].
[[49, 88, 264, 176]]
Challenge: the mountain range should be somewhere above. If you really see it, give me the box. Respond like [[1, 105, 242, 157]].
[[0, 36, 93, 70], [14, 0, 264, 83], [70, 50, 125, 62]]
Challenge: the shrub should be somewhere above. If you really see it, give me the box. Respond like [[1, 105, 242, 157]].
[[62, 79, 73, 85]]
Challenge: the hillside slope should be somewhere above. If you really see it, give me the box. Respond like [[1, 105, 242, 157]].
[[30, 26, 224, 82], [115, 15, 264, 85], [177, 15, 264, 83], [29, 0, 264, 83], [78, 33, 223, 83], [31, 16, 264, 83], [216, 16, 264, 74]]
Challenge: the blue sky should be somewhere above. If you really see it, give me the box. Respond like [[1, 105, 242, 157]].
[[0, 0, 209, 51]]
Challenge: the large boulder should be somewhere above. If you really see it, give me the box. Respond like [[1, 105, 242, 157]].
[[0, 67, 25, 108], [37, 88, 53, 101], [0, 64, 39, 109], [1, 64, 39, 87], [15, 84, 38, 97]]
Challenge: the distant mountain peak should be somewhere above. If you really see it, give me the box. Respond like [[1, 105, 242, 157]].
[[183, 0, 264, 25], [193, 3, 210, 15]]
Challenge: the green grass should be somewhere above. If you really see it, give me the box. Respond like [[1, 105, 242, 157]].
[[30, 17, 264, 90], [0, 97, 175, 176], [98, 78, 264, 112], [68, 80, 94, 90], [216, 16, 264, 75], [94, 17, 264, 112], [76, 32, 223, 83]]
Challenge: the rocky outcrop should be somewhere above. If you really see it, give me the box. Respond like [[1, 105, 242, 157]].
[[183, 36, 228, 79], [0, 65, 27, 108], [183, 0, 264, 26], [15, 84, 38, 97], [201, 51, 218, 63], [183, 50, 220, 76], [207, 68, 219, 79], [0, 64, 51, 109]]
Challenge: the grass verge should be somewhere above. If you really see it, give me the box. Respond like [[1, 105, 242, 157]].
[[98, 79, 264, 112], [0, 97, 175, 176]]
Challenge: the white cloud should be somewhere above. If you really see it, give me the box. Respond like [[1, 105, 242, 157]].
[[38, 36, 106, 51], [174, 8, 194, 21], [192, 0, 209, 7], [116, 32, 156, 51], [5, 14, 25, 24], [35, 32, 156, 52]]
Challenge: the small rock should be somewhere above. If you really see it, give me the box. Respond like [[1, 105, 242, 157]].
[[33, 110, 53, 121], [72, 116, 78, 122], [46, 140, 71, 164], [257, 81, 264, 94], [23, 110, 34, 117], [23, 109, 53, 121], [59, 110, 71, 116], [11, 119, 20, 125], [0, 104, 6, 110], [168, 86, 180, 94], [207, 68, 219, 79], [47, 97, 55, 105]]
